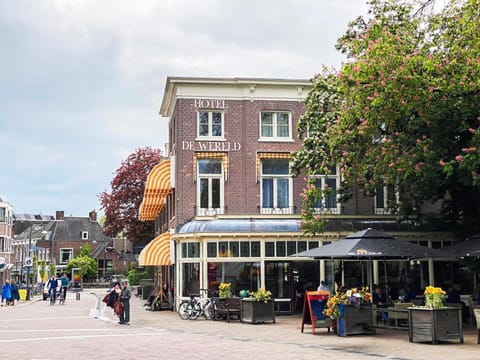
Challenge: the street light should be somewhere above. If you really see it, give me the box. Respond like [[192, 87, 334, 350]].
[[25, 226, 33, 300]]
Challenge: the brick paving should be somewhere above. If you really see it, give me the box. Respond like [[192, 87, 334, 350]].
[[0, 289, 479, 360]]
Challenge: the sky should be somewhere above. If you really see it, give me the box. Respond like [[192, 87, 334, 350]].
[[0, 0, 369, 218]]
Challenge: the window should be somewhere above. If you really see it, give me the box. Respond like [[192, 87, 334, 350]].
[[0, 208, 5, 223], [82, 231, 89, 240], [0, 236, 6, 252], [261, 159, 293, 214], [375, 182, 398, 214], [181, 242, 200, 258], [197, 111, 224, 138], [312, 166, 341, 214], [59, 248, 73, 264], [260, 112, 291, 140], [197, 159, 224, 216]]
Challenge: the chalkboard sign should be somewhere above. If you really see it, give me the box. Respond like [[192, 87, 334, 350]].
[[301, 291, 333, 334]]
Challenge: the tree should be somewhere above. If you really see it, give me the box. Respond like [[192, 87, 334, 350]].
[[66, 244, 97, 281], [66, 256, 97, 281], [292, 0, 480, 236], [99, 147, 163, 247]]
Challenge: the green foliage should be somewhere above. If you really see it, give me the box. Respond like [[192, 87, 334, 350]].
[[48, 263, 56, 277], [39, 260, 47, 282], [292, 0, 480, 236], [66, 256, 97, 281], [78, 244, 91, 257], [127, 268, 147, 286]]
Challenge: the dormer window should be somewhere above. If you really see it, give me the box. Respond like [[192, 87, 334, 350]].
[[82, 231, 89, 240]]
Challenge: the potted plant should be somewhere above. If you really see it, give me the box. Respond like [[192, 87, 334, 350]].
[[218, 282, 232, 298], [408, 286, 463, 344], [241, 288, 275, 324], [327, 287, 374, 336]]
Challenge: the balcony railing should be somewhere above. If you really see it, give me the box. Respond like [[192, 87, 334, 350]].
[[195, 207, 226, 216], [258, 206, 297, 215]]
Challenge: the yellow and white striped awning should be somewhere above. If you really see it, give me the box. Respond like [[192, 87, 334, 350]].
[[256, 152, 291, 181], [139, 159, 171, 221], [193, 152, 229, 180], [138, 232, 172, 266]]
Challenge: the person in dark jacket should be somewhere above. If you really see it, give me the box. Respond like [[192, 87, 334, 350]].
[[119, 281, 131, 325], [10, 280, 20, 304]]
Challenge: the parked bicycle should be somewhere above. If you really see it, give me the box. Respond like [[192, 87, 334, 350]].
[[178, 289, 217, 320]]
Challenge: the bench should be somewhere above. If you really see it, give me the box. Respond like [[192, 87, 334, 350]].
[[213, 297, 242, 322], [474, 309, 480, 344]]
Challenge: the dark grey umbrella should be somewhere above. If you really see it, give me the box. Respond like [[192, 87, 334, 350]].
[[292, 228, 446, 295], [443, 233, 480, 258], [294, 228, 445, 259]]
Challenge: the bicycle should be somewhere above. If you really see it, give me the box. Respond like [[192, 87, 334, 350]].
[[178, 289, 215, 320], [49, 288, 57, 305]]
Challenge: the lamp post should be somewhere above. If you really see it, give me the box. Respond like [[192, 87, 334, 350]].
[[25, 226, 33, 300]]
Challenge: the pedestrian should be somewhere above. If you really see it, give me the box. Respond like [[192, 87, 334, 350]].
[[317, 280, 331, 294], [60, 273, 69, 302], [119, 281, 131, 325], [1, 279, 12, 306], [10, 280, 20, 305]]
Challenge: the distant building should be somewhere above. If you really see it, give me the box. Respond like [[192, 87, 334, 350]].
[[0, 198, 14, 283], [11, 210, 134, 282]]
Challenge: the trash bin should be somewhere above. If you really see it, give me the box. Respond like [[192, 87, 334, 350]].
[[19, 289, 26, 301]]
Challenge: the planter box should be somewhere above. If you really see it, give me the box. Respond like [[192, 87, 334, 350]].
[[408, 307, 463, 344], [241, 299, 276, 324], [337, 304, 375, 336]]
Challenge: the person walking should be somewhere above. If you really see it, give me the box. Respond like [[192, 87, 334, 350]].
[[1, 280, 12, 306], [60, 273, 69, 303], [10, 280, 20, 305], [119, 281, 131, 325]]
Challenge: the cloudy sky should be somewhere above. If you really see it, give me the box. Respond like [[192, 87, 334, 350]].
[[0, 0, 369, 218]]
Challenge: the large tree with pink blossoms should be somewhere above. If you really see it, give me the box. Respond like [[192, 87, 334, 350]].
[[292, 0, 480, 237]]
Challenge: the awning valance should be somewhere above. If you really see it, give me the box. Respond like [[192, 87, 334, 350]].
[[138, 232, 172, 266], [139, 159, 171, 221], [256, 152, 291, 181], [193, 152, 229, 180]]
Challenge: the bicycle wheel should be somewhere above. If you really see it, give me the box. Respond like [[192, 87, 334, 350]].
[[189, 302, 201, 320], [203, 300, 213, 320], [178, 301, 192, 320]]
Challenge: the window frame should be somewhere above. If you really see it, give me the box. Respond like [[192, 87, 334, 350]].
[[196, 158, 225, 216], [311, 165, 341, 214], [374, 182, 399, 214], [196, 110, 225, 139], [260, 158, 293, 214], [59, 248, 73, 264], [259, 111, 292, 141]]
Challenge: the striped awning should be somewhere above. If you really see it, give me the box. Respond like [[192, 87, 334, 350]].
[[256, 152, 291, 181], [193, 152, 229, 180], [139, 159, 171, 221], [138, 232, 172, 266]]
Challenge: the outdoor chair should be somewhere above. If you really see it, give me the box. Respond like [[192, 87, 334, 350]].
[[474, 309, 480, 344], [387, 302, 413, 327]]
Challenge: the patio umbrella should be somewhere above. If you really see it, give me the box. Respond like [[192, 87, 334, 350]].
[[293, 228, 447, 295], [443, 233, 480, 258]]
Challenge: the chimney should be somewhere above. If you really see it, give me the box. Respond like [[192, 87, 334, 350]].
[[89, 209, 97, 222], [56, 210, 64, 220]]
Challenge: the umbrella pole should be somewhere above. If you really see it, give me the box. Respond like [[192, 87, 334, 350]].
[[383, 261, 389, 302]]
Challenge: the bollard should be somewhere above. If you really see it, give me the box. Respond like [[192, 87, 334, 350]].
[[76, 292, 80, 301]]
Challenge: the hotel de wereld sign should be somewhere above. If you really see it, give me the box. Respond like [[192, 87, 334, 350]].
[[182, 141, 241, 152]]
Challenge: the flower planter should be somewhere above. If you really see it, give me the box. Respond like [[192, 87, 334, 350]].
[[337, 304, 375, 336], [241, 299, 275, 324], [408, 307, 463, 344]]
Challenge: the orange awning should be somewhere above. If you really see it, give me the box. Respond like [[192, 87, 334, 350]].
[[256, 152, 291, 181], [138, 232, 171, 266], [139, 159, 171, 221], [193, 152, 229, 180]]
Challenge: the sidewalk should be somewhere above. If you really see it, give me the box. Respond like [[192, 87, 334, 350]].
[[94, 289, 480, 360]]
